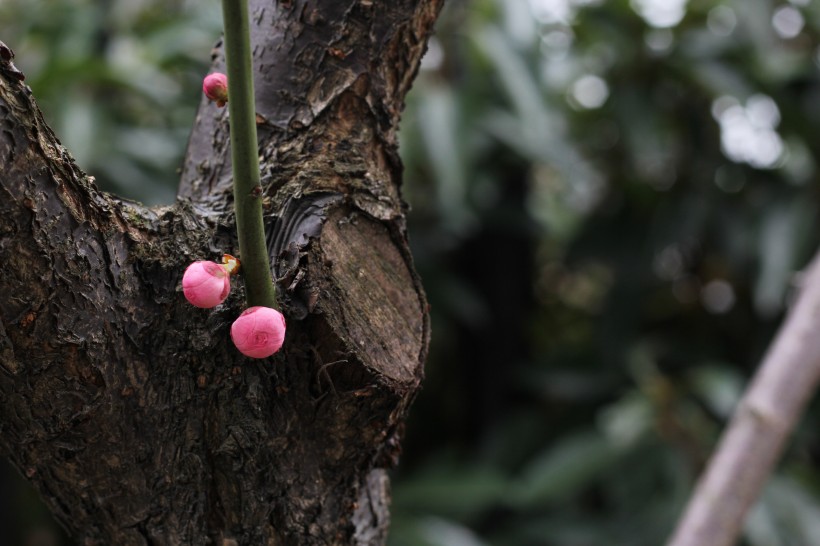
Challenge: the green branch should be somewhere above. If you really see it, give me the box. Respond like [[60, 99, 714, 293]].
[[220, 0, 278, 309]]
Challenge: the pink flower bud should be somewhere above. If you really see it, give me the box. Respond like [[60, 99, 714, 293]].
[[182, 261, 231, 308], [230, 306, 286, 359], [203, 72, 228, 107]]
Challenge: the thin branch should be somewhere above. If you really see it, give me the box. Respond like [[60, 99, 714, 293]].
[[667, 251, 820, 546], [221, 0, 278, 309]]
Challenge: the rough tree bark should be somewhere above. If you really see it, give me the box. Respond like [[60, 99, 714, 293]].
[[0, 1, 443, 544]]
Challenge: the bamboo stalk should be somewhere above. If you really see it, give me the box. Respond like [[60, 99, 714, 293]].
[[667, 252, 820, 546]]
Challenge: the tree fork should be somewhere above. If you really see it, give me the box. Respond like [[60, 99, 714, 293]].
[[0, 0, 443, 544]]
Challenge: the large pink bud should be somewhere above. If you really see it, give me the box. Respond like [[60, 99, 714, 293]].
[[203, 72, 228, 107], [230, 306, 286, 359], [182, 261, 231, 308]]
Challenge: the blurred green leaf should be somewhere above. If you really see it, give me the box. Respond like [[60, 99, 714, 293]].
[[755, 196, 813, 316], [746, 476, 820, 546], [392, 461, 508, 521], [510, 431, 622, 507], [391, 517, 490, 546], [418, 85, 473, 232], [687, 365, 744, 419]]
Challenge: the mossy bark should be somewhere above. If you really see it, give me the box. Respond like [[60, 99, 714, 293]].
[[0, 1, 442, 544]]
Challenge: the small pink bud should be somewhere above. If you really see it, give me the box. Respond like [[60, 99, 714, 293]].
[[182, 261, 231, 308], [203, 72, 228, 107], [230, 306, 286, 359]]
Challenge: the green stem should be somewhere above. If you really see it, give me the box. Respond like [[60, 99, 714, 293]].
[[220, 0, 278, 309]]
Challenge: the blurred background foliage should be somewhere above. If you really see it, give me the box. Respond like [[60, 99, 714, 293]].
[[0, 0, 222, 206], [1, 0, 820, 545]]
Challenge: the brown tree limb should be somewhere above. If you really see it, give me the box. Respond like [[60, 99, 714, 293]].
[[0, 0, 443, 544], [667, 251, 820, 546], [180, 0, 440, 212]]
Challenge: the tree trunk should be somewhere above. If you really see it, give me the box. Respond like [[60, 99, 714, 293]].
[[0, 1, 442, 544]]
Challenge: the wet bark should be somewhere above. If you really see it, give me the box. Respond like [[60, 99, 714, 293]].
[[0, 1, 441, 544]]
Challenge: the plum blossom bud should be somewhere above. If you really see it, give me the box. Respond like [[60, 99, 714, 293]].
[[230, 306, 286, 359], [203, 72, 228, 107], [182, 261, 231, 308]]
